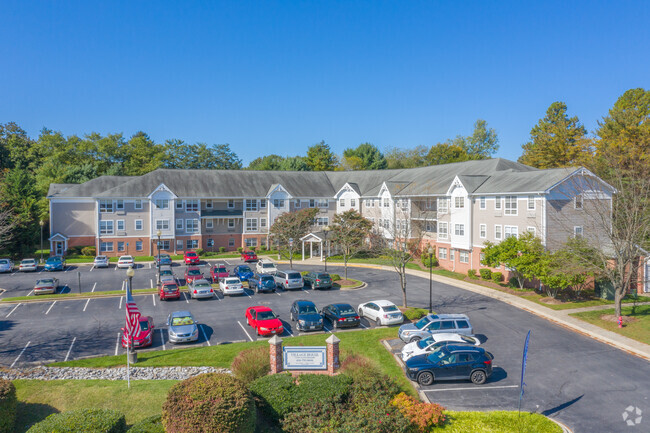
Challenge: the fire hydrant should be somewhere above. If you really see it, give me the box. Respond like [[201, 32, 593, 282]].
[[617, 316, 623, 328]]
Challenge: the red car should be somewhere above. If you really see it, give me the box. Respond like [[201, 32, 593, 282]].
[[121, 316, 154, 348], [159, 281, 180, 301], [210, 264, 229, 283], [184, 251, 200, 265], [245, 306, 284, 337], [184, 266, 203, 284], [241, 251, 258, 262]]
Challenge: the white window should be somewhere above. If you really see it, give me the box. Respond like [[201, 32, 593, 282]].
[[480, 224, 486, 238], [116, 200, 124, 210], [480, 197, 486, 210], [459, 251, 469, 263], [155, 199, 169, 209], [399, 199, 408, 210], [206, 200, 212, 209], [176, 200, 183, 209], [454, 197, 464, 208], [339, 199, 345, 207], [206, 239, 214, 247], [575, 195, 583, 210], [187, 239, 198, 249], [228, 238, 235, 247], [383, 219, 390, 229], [454, 224, 465, 236], [383, 198, 389, 207], [527, 226, 536, 236], [228, 219, 235, 228], [186, 219, 199, 233], [260, 218, 267, 228], [99, 220, 114, 235], [438, 222, 448, 239], [316, 217, 329, 226], [309, 199, 316, 208], [450, 249, 455, 262], [439, 248, 447, 260], [260, 199, 266, 209], [245, 199, 258, 211], [246, 218, 258, 232], [495, 196, 502, 210], [426, 198, 435, 209], [100, 242, 113, 252], [228, 199, 235, 209], [136, 241, 143, 251], [317, 199, 329, 208], [495, 225, 502, 240], [186, 200, 199, 212], [245, 238, 258, 247], [99, 200, 113, 213], [117, 220, 125, 231], [504, 196, 518, 215], [117, 241, 125, 252], [396, 220, 401, 231], [135, 220, 143, 231], [294, 199, 301, 208], [273, 199, 284, 208], [134, 199, 142, 210], [574, 226, 583, 238], [206, 219, 213, 229], [351, 198, 356, 207], [176, 240, 183, 250], [156, 219, 169, 230], [176, 219, 184, 230], [438, 198, 448, 213], [504, 225, 518, 239], [528, 195, 535, 210], [426, 221, 437, 232]]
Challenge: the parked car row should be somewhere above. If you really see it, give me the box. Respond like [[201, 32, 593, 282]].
[[0, 257, 68, 273]]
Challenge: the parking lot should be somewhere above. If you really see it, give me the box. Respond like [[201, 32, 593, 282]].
[[1, 259, 649, 433]]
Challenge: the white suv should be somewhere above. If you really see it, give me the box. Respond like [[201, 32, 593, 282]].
[[256, 260, 277, 275]]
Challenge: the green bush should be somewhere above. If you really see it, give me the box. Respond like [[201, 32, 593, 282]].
[[237, 247, 244, 254], [27, 409, 126, 433], [219, 246, 226, 253], [467, 269, 477, 278], [195, 248, 204, 256], [162, 373, 255, 433], [81, 246, 96, 256], [339, 353, 382, 382], [479, 269, 492, 280], [422, 254, 438, 268], [402, 307, 429, 321], [491, 272, 503, 283], [259, 245, 267, 252], [128, 415, 164, 433], [0, 379, 17, 433], [330, 274, 341, 281], [230, 346, 270, 385]]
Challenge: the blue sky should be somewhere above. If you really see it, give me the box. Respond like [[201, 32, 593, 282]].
[[2, 1, 648, 164]]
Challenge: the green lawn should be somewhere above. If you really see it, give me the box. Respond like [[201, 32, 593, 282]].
[[570, 304, 650, 345], [437, 411, 561, 433]]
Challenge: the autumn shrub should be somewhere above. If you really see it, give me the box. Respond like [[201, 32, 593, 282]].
[[230, 346, 270, 385], [391, 392, 446, 431], [27, 409, 126, 433], [162, 373, 255, 433], [479, 269, 492, 280], [0, 379, 17, 433], [339, 353, 382, 382], [81, 246, 96, 256], [491, 271, 503, 283]]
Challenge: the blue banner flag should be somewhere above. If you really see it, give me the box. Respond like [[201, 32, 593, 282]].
[[518, 330, 531, 413]]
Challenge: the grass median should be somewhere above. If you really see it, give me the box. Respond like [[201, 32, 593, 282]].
[[569, 304, 650, 345]]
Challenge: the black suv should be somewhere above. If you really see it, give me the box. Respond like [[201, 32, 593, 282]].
[[404, 345, 494, 386], [290, 300, 324, 331]]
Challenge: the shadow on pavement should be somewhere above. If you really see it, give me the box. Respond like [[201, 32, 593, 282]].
[[541, 394, 584, 416]]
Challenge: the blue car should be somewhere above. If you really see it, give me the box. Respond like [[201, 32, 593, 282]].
[[233, 265, 254, 281], [44, 256, 65, 271], [248, 273, 276, 293]]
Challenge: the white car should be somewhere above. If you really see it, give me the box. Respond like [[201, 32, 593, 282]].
[[19, 259, 38, 272], [401, 333, 481, 361], [93, 255, 109, 268], [117, 255, 135, 269], [256, 260, 277, 275], [358, 300, 404, 326], [0, 258, 14, 273], [219, 277, 245, 296]]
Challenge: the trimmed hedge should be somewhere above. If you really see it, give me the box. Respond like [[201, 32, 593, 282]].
[[422, 255, 438, 268], [467, 269, 477, 278], [479, 269, 492, 280], [128, 415, 164, 433], [0, 379, 17, 433], [162, 373, 255, 433], [27, 408, 126, 433], [330, 274, 341, 281], [491, 271, 503, 283], [219, 247, 226, 253], [81, 246, 96, 256], [402, 307, 429, 321]]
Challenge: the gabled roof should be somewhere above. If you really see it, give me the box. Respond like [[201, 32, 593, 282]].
[[457, 175, 490, 193], [474, 167, 576, 194], [48, 177, 136, 198]]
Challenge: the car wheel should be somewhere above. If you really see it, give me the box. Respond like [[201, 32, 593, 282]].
[[409, 336, 421, 343], [417, 371, 434, 386], [358, 309, 364, 318], [256, 327, 260, 336], [470, 370, 487, 385], [333, 320, 338, 329], [375, 317, 381, 326]]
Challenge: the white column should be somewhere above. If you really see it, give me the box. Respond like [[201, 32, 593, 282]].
[[310, 241, 313, 259], [302, 241, 305, 261], [320, 240, 323, 261]]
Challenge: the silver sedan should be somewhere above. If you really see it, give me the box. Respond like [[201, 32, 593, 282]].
[[167, 311, 199, 344]]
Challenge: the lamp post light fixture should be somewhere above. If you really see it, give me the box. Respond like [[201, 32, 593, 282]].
[[156, 230, 162, 286], [39, 220, 44, 264], [428, 246, 434, 314], [323, 225, 331, 272]]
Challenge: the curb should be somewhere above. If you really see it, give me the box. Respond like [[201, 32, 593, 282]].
[[338, 281, 367, 291], [548, 417, 574, 433]]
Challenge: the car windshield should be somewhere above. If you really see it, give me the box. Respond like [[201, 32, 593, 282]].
[[188, 269, 201, 276], [337, 305, 356, 315], [225, 278, 240, 284], [287, 273, 301, 279], [120, 257, 133, 261], [257, 310, 276, 320], [239, 266, 251, 272], [140, 320, 149, 331], [216, 266, 227, 272], [38, 279, 54, 285], [416, 340, 429, 349], [382, 305, 399, 312], [0, 259, 8, 264], [171, 316, 194, 326], [260, 275, 274, 281], [95, 256, 107, 261], [299, 305, 318, 314], [317, 274, 330, 279], [22, 260, 35, 264], [460, 335, 476, 344], [46, 257, 60, 263], [262, 263, 274, 268], [164, 285, 178, 292], [195, 283, 210, 289], [415, 316, 432, 329], [160, 254, 170, 260], [245, 252, 255, 256], [187, 253, 197, 257], [427, 349, 448, 363]]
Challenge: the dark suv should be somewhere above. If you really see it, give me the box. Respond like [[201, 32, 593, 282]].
[[303, 271, 333, 289], [404, 345, 494, 386], [248, 273, 276, 293], [290, 300, 324, 331]]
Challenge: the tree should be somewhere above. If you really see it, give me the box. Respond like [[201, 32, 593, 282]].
[[0, 122, 34, 170], [269, 208, 319, 269], [535, 248, 588, 299], [121, 132, 165, 175], [0, 168, 41, 256], [247, 154, 285, 170], [465, 119, 500, 159], [426, 143, 469, 165], [385, 146, 429, 169], [163, 140, 243, 170], [519, 102, 591, 168], [330, 210, 373, 279], [481, 231, 545, 289], [0, 207, 17, 251], [279, 156, 310, 171], [305, 141, 337, 171], [341, 143, 388, 170]]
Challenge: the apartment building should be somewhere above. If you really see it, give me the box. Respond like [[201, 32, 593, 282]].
[[47, 158, 620, 280]]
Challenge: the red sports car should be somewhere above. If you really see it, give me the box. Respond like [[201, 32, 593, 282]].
[[241, 251, 258, 262], [210, 264, 229, 283], [184, 251, 200, 265], [245, 306, 284, 337], [184, 266, 203, 284], [121, 316, 154, 348], [159, 281, 180, 301]]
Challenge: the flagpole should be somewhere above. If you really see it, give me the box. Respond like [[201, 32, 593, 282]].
[[126, 276, 130, 389]]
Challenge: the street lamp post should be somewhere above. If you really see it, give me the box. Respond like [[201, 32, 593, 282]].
[[428, 246, 434, 314], [39, 220, 44, 263], [156, 230, 162, 286], [323, 225, 331, 272], [126, 266, 137, 370]]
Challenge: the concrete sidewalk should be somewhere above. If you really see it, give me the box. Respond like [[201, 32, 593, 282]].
[[276, 256, 650, 362]]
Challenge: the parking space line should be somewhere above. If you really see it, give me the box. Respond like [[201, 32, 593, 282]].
[[182, 292, 189, 303], [237, 321, 254, 342], [121, 280, 125, 291], [150, 279, 153, 289], [64, 266, 71, 272], [89, 265, 94, 272], [83, 298, 91, 312], [91, 282, 96, 292], [323, 324, 333, 334], [200, 325, 211, 346], [301, 288, 311, 294], [275, 291, 281, 296], [224, 260, 231, 265], [119, 296, 123, 309], [285, 327, 294, 337], [423, 385, 519, 392], [160, 328, 166, 350], [359, 323, 368, 329], [27, 290, 34, 296], [115, 266, 118, 271], [6, 303, 21, 318], [45, 301, 57, 315], [64, 337, 76, 362], [148, 263, 152, 269], [10, 341, 31, 368], [115, 332, 120, 355], [152, 294, 156, 307]]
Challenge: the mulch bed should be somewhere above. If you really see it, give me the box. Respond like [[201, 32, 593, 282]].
[[601, 314, 638, 324]]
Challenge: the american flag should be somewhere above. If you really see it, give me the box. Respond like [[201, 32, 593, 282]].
[[124, 284, 141, 348]]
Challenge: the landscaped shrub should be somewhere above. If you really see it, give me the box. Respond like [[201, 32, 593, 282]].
[[219, 246, 226, 253], [422, 253, 438, 268], [162, 373, 255, 433], [479, 269, 492, 280], [259, 245, 267, 252], [27, 409, 126, 433], [128, 415, 164, 433], [402, 307, 429, 321], [467, 269, 477, 278], [491, 271, 503, 283], [230, 346, 270, 385], [300, 271, 309, 277], [330, 273, 341, 281], [81, 246, 96, 256], [0, 379, 17, 433], [339, 353, 382, 382], [237, 247, 244, 254], [391, 392, 446, 431], [195, 248, 204, 256]]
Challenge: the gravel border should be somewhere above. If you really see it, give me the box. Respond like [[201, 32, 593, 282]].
[[0, 366, 230, 381]]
